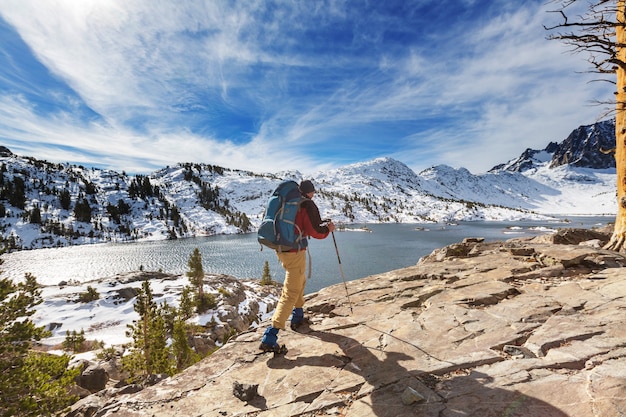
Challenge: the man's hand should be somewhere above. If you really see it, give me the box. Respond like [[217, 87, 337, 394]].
[[327, 221, 335, 233]]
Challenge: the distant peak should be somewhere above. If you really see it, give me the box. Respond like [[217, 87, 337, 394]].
[[0, 146, 13, 157], [353, 157, 412, 170], [490, 119, 615, 173]]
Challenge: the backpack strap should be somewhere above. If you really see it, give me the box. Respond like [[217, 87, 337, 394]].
[[307, 248, 312, 280]]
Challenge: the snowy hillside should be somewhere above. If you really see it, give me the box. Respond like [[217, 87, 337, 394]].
[[419, 163, 615, 215], [0, 119, 617, 250]]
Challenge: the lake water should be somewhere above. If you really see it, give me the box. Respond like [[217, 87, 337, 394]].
[[1, 216, 612, 294]]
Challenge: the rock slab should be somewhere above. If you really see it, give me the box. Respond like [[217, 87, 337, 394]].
[[68, 229, 626, 417]]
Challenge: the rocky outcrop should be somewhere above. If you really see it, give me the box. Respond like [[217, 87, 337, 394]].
[[550, 120, 615, 169], [0, 146, 12, 157], [75, 363, 109, 394], [490, 119, 615, 172], [67, 227, 626, 417]]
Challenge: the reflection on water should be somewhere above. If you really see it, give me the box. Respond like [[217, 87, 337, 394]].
[[2, 217, 612, 294]]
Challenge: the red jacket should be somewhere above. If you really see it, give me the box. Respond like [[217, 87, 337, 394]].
[[295, 199, 330, 241]]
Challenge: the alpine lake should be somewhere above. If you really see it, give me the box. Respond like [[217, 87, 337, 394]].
[[2, 216, 612, 294]]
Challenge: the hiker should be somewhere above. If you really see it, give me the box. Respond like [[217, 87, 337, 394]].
[[259, 179, 335, 353]]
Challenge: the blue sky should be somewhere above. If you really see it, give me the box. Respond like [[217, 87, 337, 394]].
[[0, 0, 613, 175]]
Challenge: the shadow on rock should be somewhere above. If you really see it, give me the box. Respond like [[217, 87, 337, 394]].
[[267, 329, 570, 417], [434, 370, 570, 417]]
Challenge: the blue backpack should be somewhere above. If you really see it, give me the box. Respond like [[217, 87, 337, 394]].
[[258, 180, 308, 251]]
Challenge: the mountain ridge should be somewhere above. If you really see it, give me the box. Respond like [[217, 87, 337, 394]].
[[0, 119, 617, 250], [490, 119, 616, 172]]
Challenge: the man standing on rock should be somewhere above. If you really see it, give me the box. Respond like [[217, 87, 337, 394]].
[[259, 180, 335, 353]]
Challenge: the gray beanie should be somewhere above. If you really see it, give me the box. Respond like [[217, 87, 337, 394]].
[[299, 180, 315, 194]]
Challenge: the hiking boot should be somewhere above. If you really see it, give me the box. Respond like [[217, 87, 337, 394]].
[[261, 326, 279, 344], [258, 342, 288, 354], [290, 307, 306, 331], [290, 317, 310, 332], [259, 326, 287, 354]]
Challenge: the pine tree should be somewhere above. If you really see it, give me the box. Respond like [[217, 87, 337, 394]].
[[171, 318, 200, 371], [187, 248, 204, 296], [187, 248, 215, 313], [170, 205, 181, 227], [159, 300, 177, 334], [178, 286, 195, 321], [260, 260, 273, 285], [0, 272, 79, 416], [29, 205, 42, 224], [77, 285, 99, 303], [73, 197, 92, 223], [62, 329, 86, 352], [15, 351, 79, 416], [6, 176, 26, 209], [59, 189, 71, 210], [149, 306, 173, 376], [122, 280, 173, 382]]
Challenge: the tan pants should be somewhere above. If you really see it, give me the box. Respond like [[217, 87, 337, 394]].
[[271, 250, 307, 329]]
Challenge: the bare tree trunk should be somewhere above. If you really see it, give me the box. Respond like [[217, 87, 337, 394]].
[[606, 0, 626, 253]]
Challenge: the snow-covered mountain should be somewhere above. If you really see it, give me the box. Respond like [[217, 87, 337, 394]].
[[0, 119, 617, 250], [491, 119, 616, 172]]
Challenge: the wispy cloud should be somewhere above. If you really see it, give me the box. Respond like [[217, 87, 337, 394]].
[[0, 0, 613, 175]]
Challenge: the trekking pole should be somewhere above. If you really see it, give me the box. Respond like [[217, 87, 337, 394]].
[[331, 230, 354, 315]]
